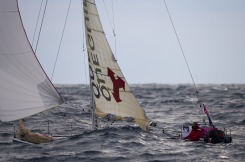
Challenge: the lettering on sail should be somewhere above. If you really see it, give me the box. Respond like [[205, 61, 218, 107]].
[[84, 0, 111, 101]]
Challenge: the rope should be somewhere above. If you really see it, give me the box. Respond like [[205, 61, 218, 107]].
[[162, 1, 216, 127], [163, 0, 200, 103], [31, 0, 44, 47], [102, 0, 117, 59], [34, 0, 49, 53], [102, 0, 115, 32], [111, 0, 115, 29], [111, 0, 117, 59], [51, 0, 72, 81]]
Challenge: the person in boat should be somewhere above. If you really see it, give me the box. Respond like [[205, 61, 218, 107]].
[[184, 122, 202, 141], [184, 122, 231, 143], [17, 119, 53, 144]]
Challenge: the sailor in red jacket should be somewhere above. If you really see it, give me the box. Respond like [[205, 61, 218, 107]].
[[184, 122, 202, 141]]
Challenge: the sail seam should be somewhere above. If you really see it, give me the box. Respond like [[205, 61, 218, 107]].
[[0, 59, 44, 87], [0, 52, 47, 86], [0, 85, 46, 98], [0, 75, 42, 96], [0, 85, 60, 103]]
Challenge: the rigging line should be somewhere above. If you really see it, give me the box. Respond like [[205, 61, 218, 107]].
[[102, 0, 114, 31], [34, 0, 49, 53], [111, 0, 117, 60], [102, 0, 117, 59], [111, 0, 115, 29], [31, 0, 44, 47], [163, 0, 200, 102], [51, 0, 72, 81]]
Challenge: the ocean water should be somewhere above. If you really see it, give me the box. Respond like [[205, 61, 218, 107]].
[[0, 84, 244, 162]]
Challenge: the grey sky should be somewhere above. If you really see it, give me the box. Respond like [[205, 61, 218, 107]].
[[19, 0, 245, 84]]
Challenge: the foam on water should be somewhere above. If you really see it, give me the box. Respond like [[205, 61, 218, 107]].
[[0, 84, 245, 162]]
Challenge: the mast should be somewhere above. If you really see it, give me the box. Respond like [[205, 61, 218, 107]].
[[90, 84, 96, 130], [82, 0, 95, 130]]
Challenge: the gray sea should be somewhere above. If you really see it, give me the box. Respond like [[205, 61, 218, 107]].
[[0, 84, 244, 162]]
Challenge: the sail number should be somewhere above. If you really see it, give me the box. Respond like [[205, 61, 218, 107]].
[[89, 65, 111, 102]]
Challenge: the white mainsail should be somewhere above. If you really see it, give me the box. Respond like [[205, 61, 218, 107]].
[[0, 0, 63, 122], [83, 0, 151, 131]]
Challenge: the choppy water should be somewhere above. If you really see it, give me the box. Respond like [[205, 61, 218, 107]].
[[0, 84, 244, 162]]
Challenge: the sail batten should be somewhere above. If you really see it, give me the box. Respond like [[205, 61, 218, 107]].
[[0, 0, 63, 122], [83, 0, 151, 131]]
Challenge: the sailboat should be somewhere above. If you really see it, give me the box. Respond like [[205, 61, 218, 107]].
[[0, 0, 65, 144], [0, 0, 154, 144], [83, 0, 154, 131]]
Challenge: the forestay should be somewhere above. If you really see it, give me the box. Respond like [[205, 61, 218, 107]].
[[0, 0, 63, 122], [83, 0, 151, 131]]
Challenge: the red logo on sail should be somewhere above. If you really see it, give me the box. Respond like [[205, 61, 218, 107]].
[[107, 67, 125, 102]]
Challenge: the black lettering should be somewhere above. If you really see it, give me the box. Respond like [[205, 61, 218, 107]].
[[84, 16, 92, 33], [92, 53, 99, 66], [95, 68, 105, 84], [83, 0, 87, 7], [83, 2, 112, 102], [100, 85, 111, 101], [89, 65, 94, 80], [92, 82, 100, 98], [88, 51, 91, 63], [87, 34, 95, 50], [84, 9, 88, 14]]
